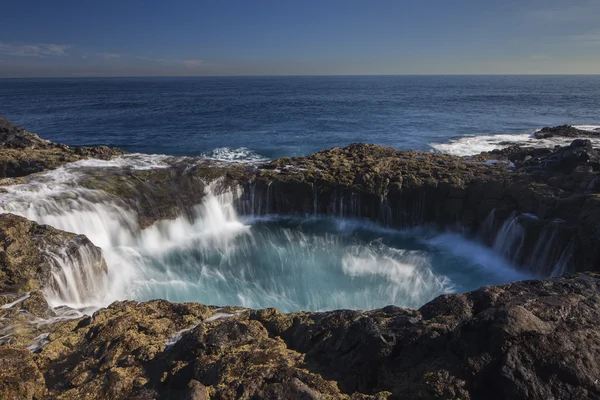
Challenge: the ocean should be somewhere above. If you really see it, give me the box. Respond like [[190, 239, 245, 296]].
[[1, 75, 599, 160]]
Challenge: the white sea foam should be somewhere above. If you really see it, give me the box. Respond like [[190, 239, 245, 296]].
[[574, 125, 600, 132], [425, 233, 534, 282], [341, 245, 453, 306], [430, 126, 600, 157], [0, 172, 248, 310], [200, 147, 269, 163], [69, 153, 171, 170], [27, 333, 50, 352]]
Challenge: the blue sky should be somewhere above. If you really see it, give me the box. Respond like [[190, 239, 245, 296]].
[[1, 0, 599, 77]]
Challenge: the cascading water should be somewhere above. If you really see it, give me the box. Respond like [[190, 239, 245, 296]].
[[42, 238, 109, 309], [0, 155, 538, 315], [485, 210, 573, 276]]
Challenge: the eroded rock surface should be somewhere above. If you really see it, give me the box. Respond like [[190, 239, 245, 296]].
[[0, 213, 105, 293], [3, 117, 599, 274], [534, 125, 600, 139], [0, 116, 123, 178], [240, 140, 599, 273], [0, 273, 599, 399]]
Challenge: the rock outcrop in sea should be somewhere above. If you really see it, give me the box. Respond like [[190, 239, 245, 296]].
[[0, 116, 123, 178], [1, 118, 600, 399]]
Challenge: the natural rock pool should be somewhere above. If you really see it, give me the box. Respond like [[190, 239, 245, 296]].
[[122, 215, 532, 312], [0, 158, 531, 313]]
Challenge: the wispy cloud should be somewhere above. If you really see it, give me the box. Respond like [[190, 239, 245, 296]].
[[570, 33, 600, 46], [137, 56, 207, 68], [97, 52, 121, 60], [530, 1, 600, 22], [183, 59, 204, 68], [0, 43, 70, 57], [136, 56, 171, 63], [529, 54, 550, 60]]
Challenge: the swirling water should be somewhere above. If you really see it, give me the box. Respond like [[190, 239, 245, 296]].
[[0, 158, 532, 313]]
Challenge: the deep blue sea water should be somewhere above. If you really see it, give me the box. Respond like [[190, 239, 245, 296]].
[[1, 75, 599, 160]]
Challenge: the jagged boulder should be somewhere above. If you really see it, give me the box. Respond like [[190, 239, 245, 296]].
[[0, 213, 106, 293], [0, 115, 124, 178], [535, 125, 600, 139], [0, 116, 52, 149], [250, 273, 600, 399], [0, 273, 598, 399], [0, 347, 47, 399], [32, 301, 379, 399]]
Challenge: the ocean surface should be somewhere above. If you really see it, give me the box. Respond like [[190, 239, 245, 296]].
[[0, 75, 597, 314], [1, 75, 599, 160]]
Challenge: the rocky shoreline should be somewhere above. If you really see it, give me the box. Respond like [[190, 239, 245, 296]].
[[1, 117, 600, 399]]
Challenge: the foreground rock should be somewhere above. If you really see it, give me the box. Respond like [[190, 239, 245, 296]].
[[0, 272, 599, 399], [0, 116, 123, 178]]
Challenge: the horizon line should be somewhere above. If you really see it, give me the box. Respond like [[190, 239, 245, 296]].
[[1, 73, 600, 79]]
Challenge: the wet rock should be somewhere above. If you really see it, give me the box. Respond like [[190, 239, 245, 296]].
[[4, 116, 600, 274], [77, 160, 252, 228], [0, 116, 51, 149], [0, 213, 106, 294], [21, 290, 54, 318], [535, 125, 600, 139], [183, 380, 209, 400], [0, 273, 596, 399]]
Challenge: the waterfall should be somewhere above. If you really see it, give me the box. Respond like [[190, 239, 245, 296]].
[[42, 237, 108, 308], [492, 212, 526, 260], [0, 167, 247, 310], [486, 211, 573, 276]]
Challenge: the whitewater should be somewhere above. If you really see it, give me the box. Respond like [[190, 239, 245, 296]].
[[429, 125, 600, 156]]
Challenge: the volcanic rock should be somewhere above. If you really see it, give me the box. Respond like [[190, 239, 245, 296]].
[[1, 117, 600, 398], [0, 213, 106, 293], [0, 272, 599, 399], [535, 125, 600, 139], [0, 116, 123, 178]]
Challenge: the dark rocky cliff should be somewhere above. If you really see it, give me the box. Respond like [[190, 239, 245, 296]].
[[237, 140, 600, 275], [2, 265, 599, 399]]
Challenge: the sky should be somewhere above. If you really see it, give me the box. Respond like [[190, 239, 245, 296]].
[[1, 0, 599, 77]]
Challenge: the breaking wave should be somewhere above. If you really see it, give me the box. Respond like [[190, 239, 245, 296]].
[[429, 125, 600, 156], [200, 147, 269, 163]]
